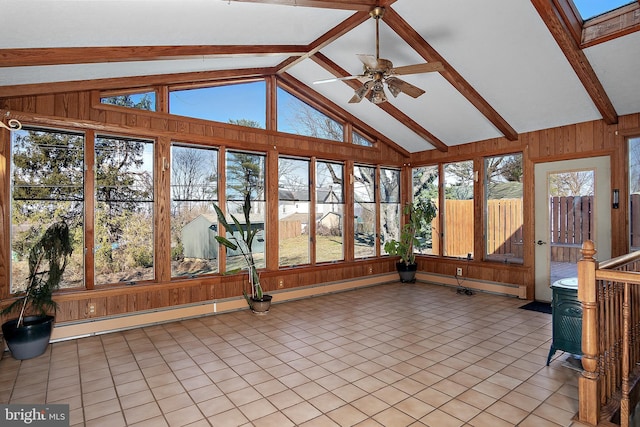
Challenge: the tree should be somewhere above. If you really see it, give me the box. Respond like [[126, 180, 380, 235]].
[[229, 118, 262, 128], [102, 94, 153, 111], [549, 171, 594, 197]]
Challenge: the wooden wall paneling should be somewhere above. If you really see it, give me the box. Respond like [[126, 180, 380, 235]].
[[266, 146, 280, 271], [54, 93, 78, 119], [155, 136, 172, 283], [36, 94, 55, 117], [106, 294, 127, 317], [0, 127, 9, 299], [473, 157, 483, 261]]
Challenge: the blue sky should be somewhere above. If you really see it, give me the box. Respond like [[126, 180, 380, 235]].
[[572, 0, 634, 19]]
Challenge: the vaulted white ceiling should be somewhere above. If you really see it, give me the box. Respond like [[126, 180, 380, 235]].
[[1, 0, 638, 153]]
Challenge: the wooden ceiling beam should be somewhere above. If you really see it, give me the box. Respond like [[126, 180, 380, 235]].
[[221, 0, 393, 11], [531, 0, 618, 125], [276, 11, 370, 73], [311, 52, 448, 152], [278, 72, 410, 157], [0, 45, 308, 68], [382, 8, 519, 142], [0, 67, 274, 98]]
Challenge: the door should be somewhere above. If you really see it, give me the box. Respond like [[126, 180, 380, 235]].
[[534, 156, 611, 302]]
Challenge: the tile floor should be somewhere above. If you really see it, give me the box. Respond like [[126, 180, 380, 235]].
[[0, 282, 590, 427]]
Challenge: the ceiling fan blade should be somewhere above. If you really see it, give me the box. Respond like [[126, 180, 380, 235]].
[[391, 61, 444, 76], [349, 82, 372, 103], [386, 77, 425, 98], [313, 75, 364, 85], [357, 54, 381, 70]]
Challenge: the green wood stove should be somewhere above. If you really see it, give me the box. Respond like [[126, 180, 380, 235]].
[[546, 277, 582, 366]]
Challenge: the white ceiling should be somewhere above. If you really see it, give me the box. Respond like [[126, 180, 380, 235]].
[[1, 0, 639, 153]]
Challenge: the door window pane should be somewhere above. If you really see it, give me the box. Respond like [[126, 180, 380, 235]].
[[11, 128, 85, 291], [170, 144, 218, 277], [444, 161, 474, 258], [485, 154, 524, 263], [412, 165, 440, 256], [95, 136, 154, 285], [279, 157, 310, 267], [316, 161, 344, 263], [354, 165, 376, 258], [629, 137, 640, 251]]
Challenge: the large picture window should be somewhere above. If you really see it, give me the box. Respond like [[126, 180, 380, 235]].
[[316, 161, 344, 263], [444, 161, 474, 258], [94, 136, 154, 285], [413, 165, 440, 256], [11, 128, 85, 291], [225, 151, 266, 271], [380, 168, 400, 255], [354, 164, 376, 258], [170, 144, 219, 277], [484, 153, 523, 263], [278, 157, 310, 267]]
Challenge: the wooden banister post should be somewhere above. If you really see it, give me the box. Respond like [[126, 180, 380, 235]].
[[578, 240, 600, 425]]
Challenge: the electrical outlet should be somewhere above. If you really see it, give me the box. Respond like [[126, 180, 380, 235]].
[[368, 266, 373, 274], [278, 279, 284, 289], [88, 303, 96, 314], [456, 267, 463, 276]]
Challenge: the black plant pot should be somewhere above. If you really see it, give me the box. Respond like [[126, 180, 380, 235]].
[[250, 295, 272, 315], [2, 315, 54, 360], [396, 262, 418, 283]]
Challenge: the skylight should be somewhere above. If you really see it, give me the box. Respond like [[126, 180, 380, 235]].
[[572, 0, 635, 20]]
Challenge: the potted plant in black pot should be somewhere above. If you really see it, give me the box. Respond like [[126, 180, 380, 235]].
[[384, 199, 437, 283], [213, 193, 271, 314], [1, 221, 72, 360]]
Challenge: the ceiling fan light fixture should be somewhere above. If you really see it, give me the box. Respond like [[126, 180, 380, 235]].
[[367, 84, 387, 104], [386, 78, 402, 98]]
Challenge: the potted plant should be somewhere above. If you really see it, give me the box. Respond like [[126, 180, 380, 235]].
[[384, 199, 437, 283], [1, 221, 72, 359], [213, 193, 272, 314]]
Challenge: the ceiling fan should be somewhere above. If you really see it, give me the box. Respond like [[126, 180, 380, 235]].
[[313, 6, 444, 105]]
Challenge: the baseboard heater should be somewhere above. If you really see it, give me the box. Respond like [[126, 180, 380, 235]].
[[416, 271, 527, 299], [50, 272, 398, 342]]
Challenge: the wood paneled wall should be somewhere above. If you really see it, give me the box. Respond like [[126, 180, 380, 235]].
[[1, 88, 639, 325]]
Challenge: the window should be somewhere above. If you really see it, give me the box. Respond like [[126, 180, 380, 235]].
[[412, 165, 440, 256], [316, 161, 344, 263], [94, 136, 154, 285], [484, 153, 523, 263], [353, 130, 373, 147], [572, 0, 634, 19], [170, 144, 219, 277], [277, 87, 343, 141], [380, 168, 400, 255], [278, 157, 310, 267], [444, 161, 474, 258], [354, 165, 376, 258], [100, 91, 156, 111], [11, 128, 85, 291], [170, 81, 266, 128], [225, 151, 266, 271], [629, 137, 640, 250]]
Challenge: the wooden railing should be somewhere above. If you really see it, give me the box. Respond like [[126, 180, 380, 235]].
[[578, 241, 640, 426]]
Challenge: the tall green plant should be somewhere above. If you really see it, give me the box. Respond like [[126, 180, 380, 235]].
[[2, 221, 72, 327], [213, 193, 264, 306], [384, 199, 437, 265]]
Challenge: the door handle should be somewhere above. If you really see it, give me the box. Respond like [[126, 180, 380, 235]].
[[536, 240, 547, 245]]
